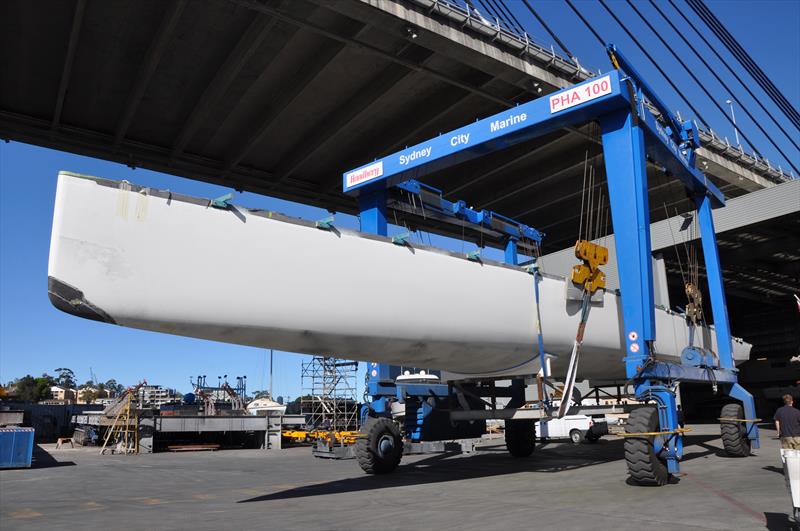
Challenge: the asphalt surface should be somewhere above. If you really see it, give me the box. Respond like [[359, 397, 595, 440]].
[[0, 424, 796, 530]]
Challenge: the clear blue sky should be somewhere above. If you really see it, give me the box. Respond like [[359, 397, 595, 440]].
[[1, 1, 797, 398]]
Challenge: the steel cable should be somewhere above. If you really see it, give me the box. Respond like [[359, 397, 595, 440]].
[[475, 0, 507, 29], [496, 0, 527, 35], [563, 0, 605, 48], [521, 0, 577, 62], [485, 0, 524, 34], [666, 0, 799, 155], [596, 0, 715, 130], [625, 0, 798, 175], [687, 0, 800, 129]]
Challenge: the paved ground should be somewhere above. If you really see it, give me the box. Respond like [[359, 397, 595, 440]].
[[0, 424, 796, 530]]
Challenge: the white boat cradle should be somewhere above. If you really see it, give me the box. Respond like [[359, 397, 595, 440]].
[[48, 172, 751, 381]]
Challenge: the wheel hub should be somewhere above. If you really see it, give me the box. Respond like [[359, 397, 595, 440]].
[[377, 434, 394, 457]]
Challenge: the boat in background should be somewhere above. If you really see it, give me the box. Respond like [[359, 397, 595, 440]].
[[246, 397, 287, 416], [48, 172, 750, 381]]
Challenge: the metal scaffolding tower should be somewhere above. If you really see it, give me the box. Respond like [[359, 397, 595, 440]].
[[301, 357, 359, 432], [100, 390, 139, 455]]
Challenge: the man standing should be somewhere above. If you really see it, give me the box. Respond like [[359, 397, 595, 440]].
[[774, 394, 800, 449]]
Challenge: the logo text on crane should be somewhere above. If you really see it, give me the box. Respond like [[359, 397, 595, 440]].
[[550, 76, 612, 114], [345, 161, 384, 188]]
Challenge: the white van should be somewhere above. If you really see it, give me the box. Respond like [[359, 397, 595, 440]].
[[536, 415, 593, 444]]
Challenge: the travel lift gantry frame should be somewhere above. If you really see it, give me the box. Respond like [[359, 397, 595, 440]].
[[342, 45, 759, 485]]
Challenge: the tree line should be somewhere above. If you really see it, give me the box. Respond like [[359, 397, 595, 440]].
[[1, 368, 126, 403]]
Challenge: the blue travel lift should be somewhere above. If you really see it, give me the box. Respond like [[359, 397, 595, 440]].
[[342, 45, 759, 485]]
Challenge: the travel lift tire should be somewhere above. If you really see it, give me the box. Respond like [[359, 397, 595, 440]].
[[624, 406, 669, 486], [505, 419, 536, 457], [720, 403, 751, 457], [356, 417, 404, 474]]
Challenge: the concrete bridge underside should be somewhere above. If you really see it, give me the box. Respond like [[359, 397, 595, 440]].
[[1, 0, 785, 253]]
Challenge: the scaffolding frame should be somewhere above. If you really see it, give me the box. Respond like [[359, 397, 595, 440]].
[[100, 391, 139, 455], [301, 357, 359, 432]]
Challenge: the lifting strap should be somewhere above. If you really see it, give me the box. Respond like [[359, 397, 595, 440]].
[[529, 261, 549, 402], [557, 239, 608, 418], [557, 292, 592, 418]]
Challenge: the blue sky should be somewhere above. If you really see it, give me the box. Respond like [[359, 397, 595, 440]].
[[0, 1, 797, 397], [504, 0, 800, 173]]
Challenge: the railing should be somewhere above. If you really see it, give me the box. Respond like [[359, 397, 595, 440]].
[[401, 0, 793, 184], [407, 0, 595, 80]]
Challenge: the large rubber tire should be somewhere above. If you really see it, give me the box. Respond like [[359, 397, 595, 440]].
[[624, 407, 669, 486], [505, 419, 536, 457], [356, 417, 403, 474], [720, 403, 751, 457], [569, 429, 583, 445]]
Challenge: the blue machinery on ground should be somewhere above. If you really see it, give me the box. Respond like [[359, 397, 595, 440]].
[[342, 46, 759, 485]]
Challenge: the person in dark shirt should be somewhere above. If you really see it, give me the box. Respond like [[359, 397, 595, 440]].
[[774, 394, 800, 449]]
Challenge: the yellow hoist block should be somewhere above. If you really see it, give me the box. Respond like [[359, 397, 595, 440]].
[[570, 240, 608, 293], [684, 282, 703, 323]]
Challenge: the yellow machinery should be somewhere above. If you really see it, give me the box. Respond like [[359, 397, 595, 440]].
[[570, 239, 608, 294], [281, 429, 361, 445]]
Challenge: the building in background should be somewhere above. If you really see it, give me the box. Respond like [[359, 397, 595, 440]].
[[138, 385, 179, 407], [49, 386, 77, 403]]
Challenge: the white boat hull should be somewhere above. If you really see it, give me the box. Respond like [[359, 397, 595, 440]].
[[48, 172, 750, 381]]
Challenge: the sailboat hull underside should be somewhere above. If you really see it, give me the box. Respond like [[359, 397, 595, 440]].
[[48, 173, 750, 380]]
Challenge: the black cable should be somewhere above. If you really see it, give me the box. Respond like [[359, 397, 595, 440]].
[[567, 0, 796, 176], [597, 0, 713, 130], [493, 0, 526, 34], [476, 0, 505, 27], [687, 0, 800, 129], [563, 0, 605, 48], [570, 0, 713, 131], [521, 0, 577, 61], [667, 0, 799, 153], [651, 1, 799, 162], [688, 0, 800, 128], [625, 0, 798, 175], [485, 0, 521, 33]]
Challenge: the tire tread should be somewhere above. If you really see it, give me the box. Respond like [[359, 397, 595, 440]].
[[356, 417, 403, 474], [505, 420, 536, 457], [720, 403, 750, 457], [624, 407, 669, 486]]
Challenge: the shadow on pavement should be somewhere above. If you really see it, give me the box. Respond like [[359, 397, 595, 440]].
[[239, 434, 720, 503], [681, 435, 731, 461], [31, 446, 76, 469], [239, 441, 625, 502], [764, 512, 796, 531]]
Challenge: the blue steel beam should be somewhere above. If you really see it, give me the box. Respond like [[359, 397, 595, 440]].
[[344, 72, 626, 193], [636, 362, 738, 384], [348, 44, 757, 474], [343, 70, 724, 209], [607, 45, 724, 207], [601, 108, 656, 367], [695, 194, 734, 369], [395, 180, 543, 244]]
